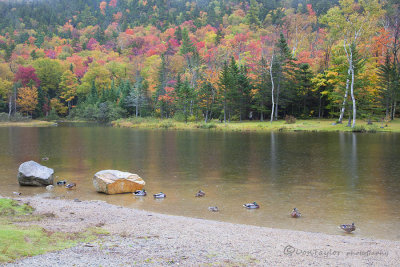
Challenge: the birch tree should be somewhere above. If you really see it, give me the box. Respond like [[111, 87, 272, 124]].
[[322, 0, 383, 127]]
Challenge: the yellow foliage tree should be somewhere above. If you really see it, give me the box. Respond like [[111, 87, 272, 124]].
[[59, 70, 78, 112], [0, 78, 13, 101], [78, 63, 112, 96], [50, 98, 68, 116], [17, 86, 38, 116]]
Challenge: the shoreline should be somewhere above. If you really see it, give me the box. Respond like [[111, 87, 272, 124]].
[[112, 118, 400, 133], [3, 195, 400, 266], [0, 121, 56, 127]]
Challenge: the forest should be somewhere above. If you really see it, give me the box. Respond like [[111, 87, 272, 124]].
[[0, 0, 399, 126]]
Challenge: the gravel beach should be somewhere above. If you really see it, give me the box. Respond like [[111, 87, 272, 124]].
[[2, 195, 400, 266]]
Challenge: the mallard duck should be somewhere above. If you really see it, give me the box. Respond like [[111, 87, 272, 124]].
[[133, 189, 147, 196], [195, 190, 205, 197], [42, 157, 49, 161], [65, 183, 76, 189], [56, 180, 66, 185], [340, 222, 356, 233], [208, 206, 219, 212], [153, 192, 166, 198], [243, 202, 260, 209], [291, 208, 301, 218]]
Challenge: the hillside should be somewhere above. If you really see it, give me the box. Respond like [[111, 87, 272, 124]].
[[0, 0, 399, 125]]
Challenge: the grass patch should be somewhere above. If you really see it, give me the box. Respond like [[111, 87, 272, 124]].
[[0, 198, 107, 263], [0, 199, 34, 216], [0, 120, 55, 127], [112, 117, 400, 133]]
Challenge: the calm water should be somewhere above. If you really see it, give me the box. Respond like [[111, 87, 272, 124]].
[[0, 123, 399, 240]]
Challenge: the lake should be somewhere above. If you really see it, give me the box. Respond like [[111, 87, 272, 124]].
[[0, 123, 399, 240]]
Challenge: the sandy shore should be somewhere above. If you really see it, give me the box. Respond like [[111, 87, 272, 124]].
[[2, 195, 400, 266]]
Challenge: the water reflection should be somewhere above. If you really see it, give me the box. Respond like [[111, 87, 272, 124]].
[[0, 124, 399, 240]]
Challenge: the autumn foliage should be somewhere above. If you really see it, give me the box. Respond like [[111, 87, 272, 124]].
[[0, 0, 398, 123]]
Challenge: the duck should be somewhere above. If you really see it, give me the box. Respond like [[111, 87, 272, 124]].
[[41, 157, 49, 161], [208, 206, 219, 212], [195, 190, 205, 197], [243, 202, 260, 209], [65, 183, 76, 189], [56, 180, 66, 185], [133, 189, 147, 196], [340, 222, 356, 233], [153, 192, 166, 198], [291, 208, 301, 218]]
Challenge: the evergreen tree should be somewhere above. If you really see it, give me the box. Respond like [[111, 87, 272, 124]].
[[87, 80, 98, 104], [237, 65, 252, 121], [199, 81, 216, 123], [35, 86, 45, 117], [176, 76, 194, 123], [246, 0, 261, 29], [272, 32, 295, 120], [295, 63, 314, 116], [174, 26, 182, 42], [254, 57, 270, 121], [125, 75, 148, 117]]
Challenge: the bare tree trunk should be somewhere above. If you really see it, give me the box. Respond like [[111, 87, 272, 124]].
[[338, 68, 350, 124], [318, 95, 322, 118], [270, 55, 275, 123], [8, 95, 12, 119], [223, 98, 227, 125], [386, 93, 390, 118], [274, 83, 280, 121], [349, 50, 356, 128], [13, 88, 17, 115], [393, 101, 396, 120], [135, 94, 139, 117]]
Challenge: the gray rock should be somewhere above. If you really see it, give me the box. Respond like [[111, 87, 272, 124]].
[[46, 185, 55, 191], [17, 160, 54, 186]]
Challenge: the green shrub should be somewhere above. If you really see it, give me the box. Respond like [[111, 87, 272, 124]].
[[95, 102, 125, 123], [45, 108, 59, 121], [366, 125, 378, 133], [187, 115, 197, 122], [0, 112, 9, 122], [68, 102, 125, 123], [285, 115, 296, 124], [352, 125, 366, 133], [173, 112, 186, 122], [160, 120, 174, 128], [12, 113, 31, 122], [197, 122, 217, 129]]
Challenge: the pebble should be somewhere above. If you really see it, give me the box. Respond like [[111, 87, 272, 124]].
[[46, 185, 55, 191]]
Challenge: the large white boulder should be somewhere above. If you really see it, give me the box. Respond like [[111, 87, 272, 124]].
[[17, 161, 54, 186], [93, 170, 145, 194]]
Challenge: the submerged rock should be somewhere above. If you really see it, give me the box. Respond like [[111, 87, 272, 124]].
[[46, 185, 55, 191], [17, 161, 54, 186], [93, 170, 145, 195]]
